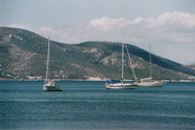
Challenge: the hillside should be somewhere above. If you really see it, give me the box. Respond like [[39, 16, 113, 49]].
[[187, 63, 195, 70], [0, 27, 195, 80]]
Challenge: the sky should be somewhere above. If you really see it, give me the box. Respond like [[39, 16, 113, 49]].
[[1, 0, 195, 65]]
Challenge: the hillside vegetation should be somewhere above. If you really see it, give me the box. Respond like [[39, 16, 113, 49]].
[[0, 27, 195, 80]]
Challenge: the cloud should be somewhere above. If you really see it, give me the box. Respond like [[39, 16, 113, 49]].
[[157, 12, 195, 28], [37, 27, 68, 42], [89, 16, 132, 31], [7, 24, 78, 43], [8, 24, 32, 30], [7, 12, 195, 64]]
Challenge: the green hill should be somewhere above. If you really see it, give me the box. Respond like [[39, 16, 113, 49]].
[[187, 63, 195, 71], [0, 27, 195, 80]]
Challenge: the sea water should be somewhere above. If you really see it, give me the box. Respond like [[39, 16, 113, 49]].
[[0, 81, 195, 130]]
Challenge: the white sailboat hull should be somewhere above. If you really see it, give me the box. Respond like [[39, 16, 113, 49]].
[[137, 81, 164, 87], [43, 85, 62, 91], [104, 83, 136, 89], [43, 81, 62, 91]]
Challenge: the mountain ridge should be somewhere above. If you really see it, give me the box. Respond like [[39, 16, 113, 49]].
[[0, 27, 195, 80]]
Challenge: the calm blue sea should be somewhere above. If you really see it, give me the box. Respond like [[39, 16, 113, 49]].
[[0, 81, 195, 130]]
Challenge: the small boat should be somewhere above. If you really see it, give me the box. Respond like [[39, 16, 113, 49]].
[[137, 77, 164, 87], [43, 37, 62, 91], [43, 80, 62, 91], [137, 46, 164, 87], [105, 80, 136, 89], [104, 42, 136, 89]]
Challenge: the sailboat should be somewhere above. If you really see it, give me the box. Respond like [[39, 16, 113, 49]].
[[104, 43, 137, 89], [43, 37, 62, 91], [137, 46, 164, 87]]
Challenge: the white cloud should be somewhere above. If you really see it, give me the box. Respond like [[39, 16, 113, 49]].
[[7, 12, 195, 64], [37, 27, 67, 42], [157, 12, 195, 28], [8, 24, 32, 31], [133, 17, 144, 24], [89, 16, 132, 31]]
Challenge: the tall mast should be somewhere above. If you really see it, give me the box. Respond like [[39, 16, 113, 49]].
[[45, 36, 50, 82], [125, 44, 137, 83], [149, 45, 152, 80], [121, 42, 124, 82]]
